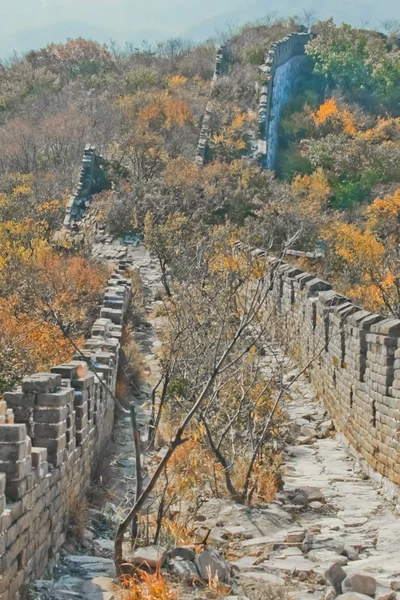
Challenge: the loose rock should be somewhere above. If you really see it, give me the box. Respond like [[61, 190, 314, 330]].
[[195, 546, 231, 582], [325, 563, 347, 596], [342, 574, 377, 597], [132, 545, 167, 570]]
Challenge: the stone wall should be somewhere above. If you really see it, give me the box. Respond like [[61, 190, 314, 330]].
[[63, 144, 110, 229], [0, 262, 132, 599], [242, 244, 400, 500], [195, 44, 228, 166], [257, 32, 310, 169]]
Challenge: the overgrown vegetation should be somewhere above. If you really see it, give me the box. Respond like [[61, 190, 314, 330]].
[[2, 13, 400, 594]]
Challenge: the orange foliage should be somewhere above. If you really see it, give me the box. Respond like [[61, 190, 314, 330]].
[[313, 98, 339, 124], [0, 296, 75, 390], [312, 98, 357, 134], [137, 91, 193, 130], [119, 569, 177, 600]]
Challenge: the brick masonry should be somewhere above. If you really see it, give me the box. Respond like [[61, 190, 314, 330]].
[[242, 244, 400, 500], [63, 144, 110, 229], [257, 32, 311, 169], [0, 263, 132, 599], [195, 43, 228, 166], [196, 32, 311, 168]]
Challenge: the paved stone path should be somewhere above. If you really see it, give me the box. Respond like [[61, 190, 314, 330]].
[[31, 239, 400, 600]]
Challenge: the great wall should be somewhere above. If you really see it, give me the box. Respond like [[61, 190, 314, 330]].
[[195, 31, 311, 168], [2, 32, 400, 600], [0, 147, 132, 599]]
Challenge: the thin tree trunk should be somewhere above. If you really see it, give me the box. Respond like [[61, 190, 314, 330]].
[[202, 418, 243, 504], [130, 404, 142, 541], [159, 258, 171, 297]]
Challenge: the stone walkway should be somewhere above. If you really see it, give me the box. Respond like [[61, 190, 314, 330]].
[[30, 239, 400, 600], [193, 376, 400, 599], [30, 242, 163, 600]]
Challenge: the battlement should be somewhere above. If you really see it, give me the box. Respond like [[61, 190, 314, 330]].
[[63, 144, 110, 229], [237, 241, 400, 500], [0, 265, 131, 599]]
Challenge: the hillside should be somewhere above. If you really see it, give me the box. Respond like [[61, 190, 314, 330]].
[[1, 15, 400, 600]]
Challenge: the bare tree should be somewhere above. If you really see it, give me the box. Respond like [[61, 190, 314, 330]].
[[302, 8, 318, 32]]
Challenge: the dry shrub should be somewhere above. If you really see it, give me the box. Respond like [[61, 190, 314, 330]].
[[160, 518, 195, 547], [156, 421, 225, 501], [66, 496, 89, 541], [118, 569, 178, 600], [232, 454, 283, 504], [130, 267, 146, 310], [118, 327, 145, 397], [153, 286, 166, 301], [204, 573, 232, 599], [157, 420, 282, 504]]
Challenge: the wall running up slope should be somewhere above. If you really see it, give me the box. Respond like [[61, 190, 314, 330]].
[[0, 265, 131, 600], [195, 44, 228, 166], [241, 244, 400, 501], [63, 144, 110, 229], [257, 32, 310, 170], [0, 142, 130, 598]]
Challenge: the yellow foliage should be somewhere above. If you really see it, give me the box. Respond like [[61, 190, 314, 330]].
[[322, 221, 384, 266], [362, 117, 400, 143], [211, 109, 254, 158], [312, 98, 357, 134], [163, 158, 199, 188], [367, 189, 400, 224], [167, 75, 188, 89], [292, 168, 330, 213]]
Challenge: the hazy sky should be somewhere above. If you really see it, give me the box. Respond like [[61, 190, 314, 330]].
[[0, 0, 398, 59]]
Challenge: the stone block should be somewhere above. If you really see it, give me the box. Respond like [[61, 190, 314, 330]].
[[33, 407, 68, 423], [0, 424, 27, 442], [22, 373, 61, 393], [34, 422, 67, 438], [0, 439, 30, 462], [0, 457, 31, 481], [51, 361, 88, 380], [71, 373, 95, 390], [36, 388, 74, 407], [5, 478, 27, 501]]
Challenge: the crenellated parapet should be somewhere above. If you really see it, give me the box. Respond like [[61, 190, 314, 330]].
[[0, 262, 131, 599], [236, 241, 400, 501], [63, 144, 110, 229], [195, 43, 229, 166]]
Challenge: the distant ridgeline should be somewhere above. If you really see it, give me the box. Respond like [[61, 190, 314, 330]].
[[257, 32, 311, 169], [63, 144, 111, 229]]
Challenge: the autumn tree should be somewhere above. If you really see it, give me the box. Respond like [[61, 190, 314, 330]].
[[323, 190, 400, 316]]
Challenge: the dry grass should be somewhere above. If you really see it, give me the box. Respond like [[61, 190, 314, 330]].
[[66, 496, 89, 541], [118, 569, 178, 600], [153, 286, 166, 301], [232, 454, 283, 504], [118, 327, 146, 400], [130, 268, 146, 311]]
